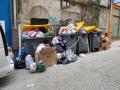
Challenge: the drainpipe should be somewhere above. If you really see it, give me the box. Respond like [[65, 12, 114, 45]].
[[13, 0, 17, 29], [108, 0, 113, 39], [60, 0, 63, 9]]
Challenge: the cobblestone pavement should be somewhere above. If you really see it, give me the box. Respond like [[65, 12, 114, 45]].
[[1, 41, 120, 90]]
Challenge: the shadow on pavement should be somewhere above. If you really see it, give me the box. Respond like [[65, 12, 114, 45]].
[[0, 74, 14, 88]]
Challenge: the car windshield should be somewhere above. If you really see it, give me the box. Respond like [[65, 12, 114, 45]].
[[0, 31, 4, 48], [0, 25, 8, 56]]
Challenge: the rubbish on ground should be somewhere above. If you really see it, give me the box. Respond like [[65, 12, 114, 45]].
[[62, 58, 69, 64], [30, 62, 37, 73], [25, 55, 34, 70], [101, 32, 110, 50], [55, 44, 65, 53], [79, 54, 86, 58], [26, 83, 34, 87], [53, 65, 57, 67], [36, 63, 46, 72], [9, 52, 14, 59], [66, 49, 77, 62], [57, 57, 69, 64], [52, 36, 60, 45], [36, 39, 50, 53], [14, 47, 29, 69], [35, 47, 57, 67], [52, 36, 63, 45], [18, 18, 110, 73], [36, 43, 46, 53], [57, 53, 62, 60]]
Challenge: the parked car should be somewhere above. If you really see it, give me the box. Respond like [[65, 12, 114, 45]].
[[0, 25, 14, 78]]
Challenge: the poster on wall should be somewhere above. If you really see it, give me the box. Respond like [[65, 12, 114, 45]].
[[0, 20, 5, 32]]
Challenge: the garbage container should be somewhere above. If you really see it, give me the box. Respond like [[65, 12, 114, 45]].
[[88, 32, 101, 52], [77, 33, 89, 54], [22, 37, 53, 57], [61, 34, 77, 54]]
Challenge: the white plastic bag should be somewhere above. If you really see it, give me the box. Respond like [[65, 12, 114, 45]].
[[52, 36, 60, 45], [36, 31, 45, 38], [67, 23, 76, 34], [30, 62, 36, 73], [36, 43, 45, 53], [25, 55, 34, 70], [59, 27, 68, 35], [66, 49, 77, 62]]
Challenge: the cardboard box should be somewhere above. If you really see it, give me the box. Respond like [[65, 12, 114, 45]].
[[35, 47, 57, 67], [101, 41, 110, 50], [101, 34, 111, 50]]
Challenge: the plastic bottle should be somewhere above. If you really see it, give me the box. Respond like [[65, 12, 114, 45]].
[[25, 55, 34, 70]]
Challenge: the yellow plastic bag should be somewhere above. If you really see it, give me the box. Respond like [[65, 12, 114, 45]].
[[94, 28, 102, 32], [84, 26, 96, 32], [22, 24, 51, 32], [75, 22, 85, 32]]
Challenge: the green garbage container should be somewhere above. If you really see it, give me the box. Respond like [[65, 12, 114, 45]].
[[88, 32, 101, 52], [61, 34, 77, 54], [77, 33, 89, 54], [22, 37, 53, 57]]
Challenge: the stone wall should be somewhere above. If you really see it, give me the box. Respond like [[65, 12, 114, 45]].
[[20, 0, 61, 21], [12, 0, 110, 49], [18, 0, 83, 22], [100, 0, 110, 7], [99, 8, 110, 32]]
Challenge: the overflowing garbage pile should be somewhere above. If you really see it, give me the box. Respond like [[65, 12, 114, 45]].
[[14, 18, 110, 73]]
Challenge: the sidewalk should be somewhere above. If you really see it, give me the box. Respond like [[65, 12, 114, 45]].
[[1, 41, 120, 90]]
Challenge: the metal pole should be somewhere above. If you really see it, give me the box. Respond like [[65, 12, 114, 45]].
[[18, 24, 22, 56]]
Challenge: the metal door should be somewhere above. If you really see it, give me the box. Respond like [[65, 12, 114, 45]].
[[0, 0, 12, 47], [112, 16, 119, 38]]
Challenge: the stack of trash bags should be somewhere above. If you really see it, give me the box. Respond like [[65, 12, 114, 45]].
[[14, 35, 78, 72], [14, 20, 103, 74], [22, 29, 54, 39], [14, 47, 46, 73], [52, 35, 78, 64], [59, 21, 76, 35]]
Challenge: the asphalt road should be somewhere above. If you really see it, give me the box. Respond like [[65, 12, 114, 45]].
[[1, 41, 120, 90]]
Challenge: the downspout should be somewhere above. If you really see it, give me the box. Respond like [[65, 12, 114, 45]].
[[60, 0, 63, 9], [108, 0, 113, 39], [13, 0, 17, 29]]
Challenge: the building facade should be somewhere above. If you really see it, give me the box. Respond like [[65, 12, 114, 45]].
[[11, 0, 111, 49]]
